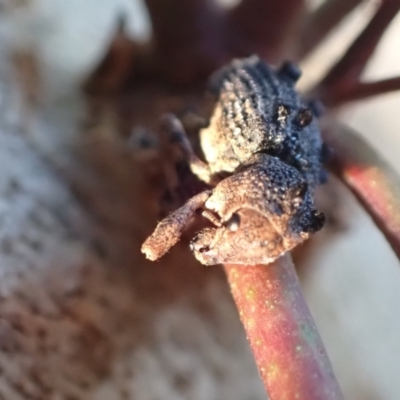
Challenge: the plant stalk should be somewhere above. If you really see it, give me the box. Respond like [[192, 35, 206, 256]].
[[224, 255, 344, 400], [324, 121, 400, 260]]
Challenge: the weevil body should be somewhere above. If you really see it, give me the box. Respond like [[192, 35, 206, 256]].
[[200, 56, 325, 189], [142, 56, 326, 265]]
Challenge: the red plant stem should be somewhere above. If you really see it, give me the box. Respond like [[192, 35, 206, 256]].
[[224, 255, 344, 400], [324, 121, 400, 260], [144, 0, 219, 50], [143, 0, 225, 83], [300, 0, 363, 57], [84, 16, 137, 93], [322, 76, 400, 106], [228, 0, 306, 60], [318, 0, 400, 93]]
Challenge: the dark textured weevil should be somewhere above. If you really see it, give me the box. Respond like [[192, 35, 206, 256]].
[[142, 55, 326, 265]]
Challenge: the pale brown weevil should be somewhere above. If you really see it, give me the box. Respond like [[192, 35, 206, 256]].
[[142, 56, 326, 265]]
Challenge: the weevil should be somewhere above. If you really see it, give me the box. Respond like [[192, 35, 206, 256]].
[[142, 56, 326, 265]]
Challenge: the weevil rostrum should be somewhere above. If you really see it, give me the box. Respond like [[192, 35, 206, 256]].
[[141, 55, 326, 265]]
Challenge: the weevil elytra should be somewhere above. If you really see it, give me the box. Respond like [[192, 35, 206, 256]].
[[142, 56, 326, 265]]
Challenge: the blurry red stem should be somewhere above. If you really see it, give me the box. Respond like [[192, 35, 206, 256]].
[[228, 0, 306, 61], [143, 0, 225, 83], [300, 0, 363, 57], [318, 1, 400, 93], [324, 121, 400, 260], [322, 76, 400, 106]]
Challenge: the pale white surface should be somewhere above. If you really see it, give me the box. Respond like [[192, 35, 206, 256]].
[[0, 0, 150, 99]]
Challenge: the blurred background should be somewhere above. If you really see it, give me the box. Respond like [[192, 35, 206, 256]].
[[0, 0, 399, 399]]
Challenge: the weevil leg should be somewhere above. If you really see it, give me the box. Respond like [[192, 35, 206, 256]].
[[142, 190, 212, 261], [160, 113, 214, 184], [156, 120, 182, 208], [179, 107, 208, 132]]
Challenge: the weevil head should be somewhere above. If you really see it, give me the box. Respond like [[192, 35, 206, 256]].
[[189, 201, 324, 266], [189, 209, 291, 266]]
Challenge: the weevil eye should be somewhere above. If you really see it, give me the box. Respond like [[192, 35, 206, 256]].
[[296, 108, 313, 127], [226, 213, 241, 231]]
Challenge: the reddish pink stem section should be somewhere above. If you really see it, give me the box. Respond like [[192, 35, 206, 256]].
[[324, 122, 400, 259], [318, 1, 400, 92], [224, 255, 344, 400], [324, 76, 400, 107]]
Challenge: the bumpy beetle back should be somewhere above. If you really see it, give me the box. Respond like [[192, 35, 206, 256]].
[[200, 56, 325, 189], [142, 56, 327, 265]]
